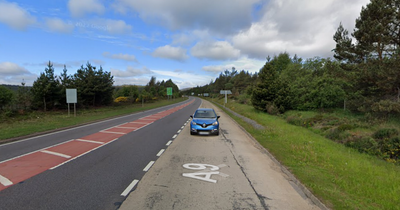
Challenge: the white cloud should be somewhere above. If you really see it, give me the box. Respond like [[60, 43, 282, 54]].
[[68, 0, 105, 18], [111, 66, 152, 77], [46, 18, 74, 33], [0, 62, 36, 85], [232, 0, 370, 59], [152, 69, 214, 89], [104, 19, 132, 35], [112, 0, 258, 35], [103, 52, 138, 62], [0, 1, 36, 30], [202, 57, 264, 74], [0, 62, 30, 75], [152, 45, 189, 61], [191, 41, 240, 60]]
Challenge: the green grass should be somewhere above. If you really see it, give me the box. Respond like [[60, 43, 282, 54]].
[[210, 98, 400, 210], [0, 98, 186, 141]]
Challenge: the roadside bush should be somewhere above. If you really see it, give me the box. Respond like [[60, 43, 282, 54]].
[[286, 115, 302, 126], [346, 137, 380, 156], [372, 128, 399, 140], [337, 124, 355, 131], [114, 96, 129, 103], [379, 137, 400, 162]]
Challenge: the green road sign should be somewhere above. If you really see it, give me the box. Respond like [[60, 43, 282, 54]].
[[167, 87, 173, 96]]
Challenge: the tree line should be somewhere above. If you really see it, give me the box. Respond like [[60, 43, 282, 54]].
[[184, 0, 400, 118], [0, 61, 180, 117]]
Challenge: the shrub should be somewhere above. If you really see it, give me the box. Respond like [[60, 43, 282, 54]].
[[114, 96, 129, 103], [345, 137, 380, 156], [337, 124, 355, 131], [372, 128, 399, 140], [379, 137, 400, 162]]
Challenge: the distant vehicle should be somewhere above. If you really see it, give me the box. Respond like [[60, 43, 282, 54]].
[[190, 108, 220, 135]]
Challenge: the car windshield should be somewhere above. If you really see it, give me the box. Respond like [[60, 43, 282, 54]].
[[194, 110, 216, 118]]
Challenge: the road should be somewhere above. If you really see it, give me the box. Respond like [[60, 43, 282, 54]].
[[119, 99, 322, 210], [0, 97, 323, 210], [0, 97, 198, 210]]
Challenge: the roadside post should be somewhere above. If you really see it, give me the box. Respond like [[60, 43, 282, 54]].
[[66, 89, 77, 117], [219, 90, 232, 107]]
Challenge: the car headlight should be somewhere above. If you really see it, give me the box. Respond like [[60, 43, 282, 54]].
[[212, 121, 218, 126], [191, 121, 197, 125]]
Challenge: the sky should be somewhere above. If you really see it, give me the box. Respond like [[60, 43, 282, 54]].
[[0, 0, 370, 89]]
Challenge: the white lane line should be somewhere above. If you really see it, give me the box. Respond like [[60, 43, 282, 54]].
[[0, 139, 75, 164], [156, 149, 165, 157], [181, 126, 185, 129], [177, 130, 181, 133], [143, 161, 155, 172], [117, 126, 139, 129], [172, 134, 178, 139], [75, 139, 105, 144], [166, 141, 173, 146], [121, 179, 139, 196], [41, 150, 72, 159], [100, 131, 126, 135], [50, 138, 119, 170], [0, 174, 13, 186]]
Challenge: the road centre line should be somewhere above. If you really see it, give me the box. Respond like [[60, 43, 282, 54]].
[[143, 161, 155, 172], [41, 150, 72, 159], [50, 138, 120, 170], [75, 139, 105, 144], [121, 179, 139, 197], [156, 149, 165, 157], [0, 174, 13, 186]]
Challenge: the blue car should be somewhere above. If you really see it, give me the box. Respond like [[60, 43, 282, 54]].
[[190, 108, 220, 135]]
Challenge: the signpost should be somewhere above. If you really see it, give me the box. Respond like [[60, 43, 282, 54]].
[[167, 87, 173, 100], [66, 89, 77, 117], [220, 90, 232, 106]]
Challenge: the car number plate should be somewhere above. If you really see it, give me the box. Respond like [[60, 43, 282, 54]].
[[199, 132, 209, 135]]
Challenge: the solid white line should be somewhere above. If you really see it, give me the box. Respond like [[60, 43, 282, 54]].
[[0, 174, 13, 186], [172, 134, 178, 139], [117, 126, 138, 129], [121, 179, 139, 196], [143, 161, 155, 171], [41, 150, 71, 159], [166, 141, 173, 146], [50, 138, 119, 170], [156, 149, 165, 157], [75, 139, 104, 144]]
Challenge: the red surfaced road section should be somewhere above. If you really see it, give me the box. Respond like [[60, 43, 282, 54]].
[[0, 99, 194, 191]]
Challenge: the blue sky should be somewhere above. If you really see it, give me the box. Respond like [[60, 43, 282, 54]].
[[0, 0, 369, 89]]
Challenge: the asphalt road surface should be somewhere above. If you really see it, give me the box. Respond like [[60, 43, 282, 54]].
[[119, 99, 322, 210], [0, 97, 199, 210], [0, 97, 323, 210]]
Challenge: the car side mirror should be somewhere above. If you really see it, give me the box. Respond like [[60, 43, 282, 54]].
[[217, 116, 220, 119], [190, 115, 193, 118]]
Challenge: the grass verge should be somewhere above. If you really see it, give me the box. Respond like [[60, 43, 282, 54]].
[[210, 98, 400, 210], [0, 98, 186, 142]]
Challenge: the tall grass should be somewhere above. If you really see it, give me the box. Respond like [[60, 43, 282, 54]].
[[212, 99, 400, 210]]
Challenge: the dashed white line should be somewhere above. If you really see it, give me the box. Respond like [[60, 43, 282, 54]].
[[0, 174, 13, 186], [172, 134, 178, 139], [50, 138, 120, 170], [100, 131, 126, 135], [41, 150, 71, 159], [166, 141, 173, 146], [75, 139, 104, 144], [177, 129, 181, 133], [143, 161, 155, 172], [121, 179, 139, 196], [156, 149, 165, 157]]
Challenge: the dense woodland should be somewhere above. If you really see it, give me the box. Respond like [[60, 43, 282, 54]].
[[0, 61, 180, 116], [184, 0, 400, 118]]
